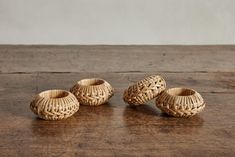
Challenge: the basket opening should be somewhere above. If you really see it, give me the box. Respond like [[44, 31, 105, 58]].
[[39, 90, 69, 99], [78, 79, 104, 86], [167, 88, 195, 96]]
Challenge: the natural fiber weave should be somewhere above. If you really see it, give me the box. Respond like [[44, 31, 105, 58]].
[[70, 78, 114, 106], [155, 88, 205, 117], [30, 89, 80, 120], [123, 75, 166, 106]]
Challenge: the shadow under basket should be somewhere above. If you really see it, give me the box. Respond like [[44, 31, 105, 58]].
[[70, 78, 114, 106], [30, 89, 80, 120], [155, 88, 205, 117]]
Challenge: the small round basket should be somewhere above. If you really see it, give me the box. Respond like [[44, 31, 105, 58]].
[[155, 87, 205, 117], [123, 75, 166, 106], [30, 89, 80, 120], [70, 78, 114, 106]]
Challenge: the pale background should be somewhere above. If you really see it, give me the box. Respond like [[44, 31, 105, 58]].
[[0, 0, 235, 45]]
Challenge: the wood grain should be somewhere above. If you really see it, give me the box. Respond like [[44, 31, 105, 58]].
[[0, 45, 234, 157], [0, 45, 235, 73]]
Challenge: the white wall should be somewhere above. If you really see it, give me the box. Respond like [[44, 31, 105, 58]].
[[0, 0, 235, 45]]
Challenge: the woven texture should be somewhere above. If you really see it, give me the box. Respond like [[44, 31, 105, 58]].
[[70, 78, 114, 106], [155, 88, 205, 117], [123, 75, 166, 106], [30, 89, 80, 120]]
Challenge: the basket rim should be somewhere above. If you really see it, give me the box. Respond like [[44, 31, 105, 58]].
[[76, 78, 106, 87], [165, 87, 197, 97], [38, 89, 71, 100]]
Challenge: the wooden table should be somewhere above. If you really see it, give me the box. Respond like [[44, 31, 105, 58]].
[[0, 45, 234, 157]]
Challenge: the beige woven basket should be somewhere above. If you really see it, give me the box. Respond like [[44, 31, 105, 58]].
[[30, 89, 80, 120], [155, 87, 205, 117], [123, 75, 166, 106], [70, 78, 114, 106]]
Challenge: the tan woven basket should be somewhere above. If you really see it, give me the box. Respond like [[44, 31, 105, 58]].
[[123, 75, 166, 106], [155, 87, 205, 117], [30, 89, 80, 120], [70, 78, 114, 106]]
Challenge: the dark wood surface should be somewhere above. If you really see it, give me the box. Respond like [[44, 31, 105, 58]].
[[0, 45, 234, 157]]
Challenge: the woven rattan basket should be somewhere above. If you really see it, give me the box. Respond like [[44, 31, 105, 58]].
[[123, 75, 166, 106], [30, 89, 80, 120], [155, 87, 205, 117], [70, 78, 114, 106]]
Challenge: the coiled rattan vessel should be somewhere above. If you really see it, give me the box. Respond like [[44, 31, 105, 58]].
[[30, 89, 80, 120], [70, 78, 114, 106], [155, 87, 205, 117], [123, 75, 166, 106]]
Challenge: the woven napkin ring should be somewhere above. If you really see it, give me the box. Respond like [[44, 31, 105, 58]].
[[30, 89, 80, 120], [70, 78, 114, 106], [123, 75, 166, 106], [155, 87, 205, 117]]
